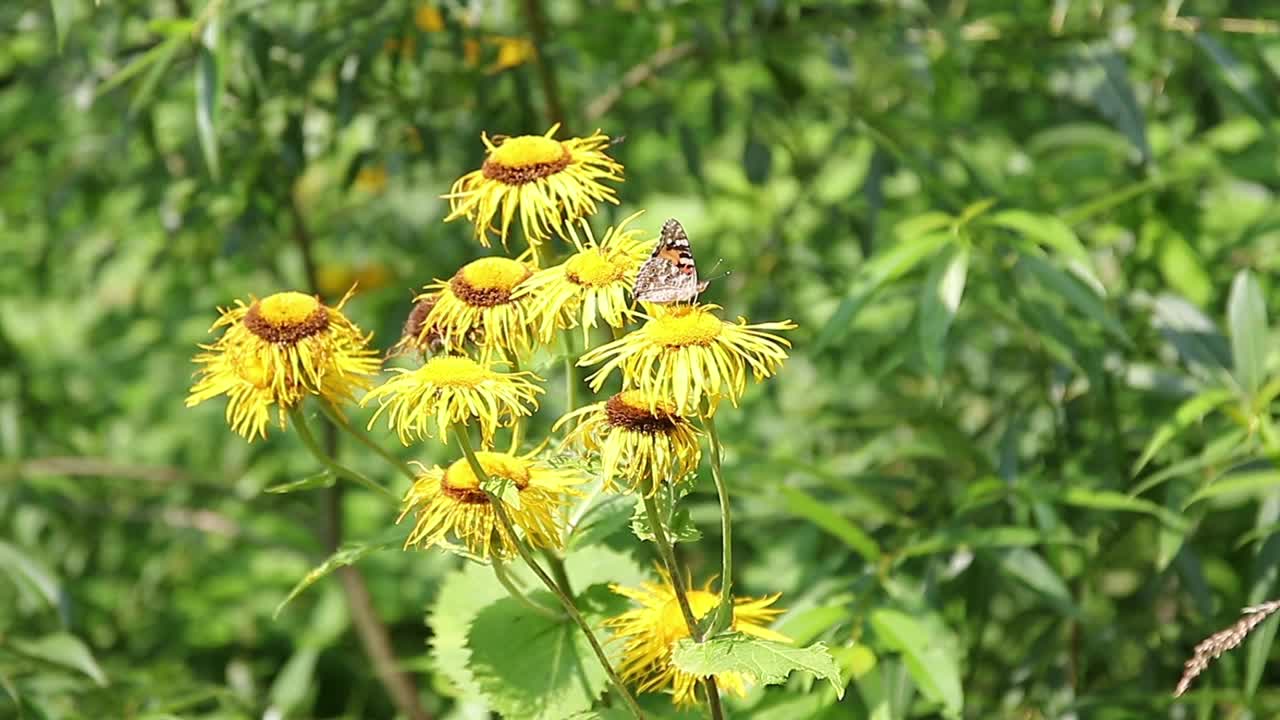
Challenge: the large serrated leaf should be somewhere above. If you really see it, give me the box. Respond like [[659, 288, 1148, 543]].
[[1228, 270, 1268, 397], [671, 633, 845, 698], [468, 594, 607, 719]]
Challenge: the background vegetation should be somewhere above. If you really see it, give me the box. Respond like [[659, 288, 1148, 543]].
[[6, 0, 1280, 717]]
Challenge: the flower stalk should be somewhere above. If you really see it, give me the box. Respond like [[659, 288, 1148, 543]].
[[491, 554, 562, 620], [290, 406, 398, 502], [316, 400, 417, 483], [703, 414, 734, 635], [453, 424, 646, 720]]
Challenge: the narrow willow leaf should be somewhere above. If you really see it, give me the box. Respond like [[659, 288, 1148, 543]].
[[999, 548, 1079, 616], [98, 32, 189, 98], [779, 485, 881, 562], [743, 134, 772, 185], [1195, 34, 1273, 123], [986, 209, 1091, 267], [671, 633, 845, 698], [273, 527, 405, 617], [1018, 253, 1129, 343], [11, 633, 108, 687], [265, 470, 335, 494], [1131, 388, 1235, 476], [195, 17, 223, 180], [896, 526, 1079, 562], [1245, 530, 1280, 698], [1185, 470, 1280, 508], [0, 540, 60, 608], [918, 245, 969, 376], [49, 0, 75, 52], [1227, 270, 1267, 397], [867, 609, 962, 717], [468, 595, 606, 719], [816, 232, 950, 349], [269, 646, 319, 714], [1059, 487, 1187, 530]]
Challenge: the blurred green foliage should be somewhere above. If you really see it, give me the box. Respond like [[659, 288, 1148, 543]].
[[7, 0, 1280, 718]]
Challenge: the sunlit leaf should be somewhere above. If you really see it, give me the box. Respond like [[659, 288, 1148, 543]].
[[671, 633, 845, 698]]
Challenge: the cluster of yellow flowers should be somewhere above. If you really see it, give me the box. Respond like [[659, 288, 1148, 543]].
[[186, 125, 797, 708]]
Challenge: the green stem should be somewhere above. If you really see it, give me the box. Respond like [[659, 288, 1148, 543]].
[[642, 487, 724, 720], [503, 349, 526, 453], [290, 407, 398, 502], [542, 549, 575, 598], [317, 401, 416, 483], [641, 491, 701, 636], [562, 331, 579, 412], [453, 425, 646, 720], [703, 414, 734, 633], [492, 555, 562, 620]]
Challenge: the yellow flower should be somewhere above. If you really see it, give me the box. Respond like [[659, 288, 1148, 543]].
[[580, 304, 797, 415], [516, 212, 650, 343], [186, 290, 380, 440], [443, 125, 623, 251], [606, 569, 790, 705], [485, 36, 536, 74], [399, 450, 583, 558], [353, 164, 389, 194], [414, 4, 445, 32], [388, 293, 445, 358], [423, 256, 538, 358], [361, 355, 542, 448], [555, 390, 700, 495]]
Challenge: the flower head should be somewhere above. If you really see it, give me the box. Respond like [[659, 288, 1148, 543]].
[[423, 257, 538, 358], [443, 125, 623, 252], [555, 390, 700, 495], [606, 569, 789, 704], [186, 290, 379, 440], [579, 304, 797, 415], [400, 450, 583, 558], [517, 213, 650, 343], [361, 355, 543, 447]]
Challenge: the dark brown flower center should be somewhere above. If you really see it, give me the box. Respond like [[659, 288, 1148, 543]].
[[440, 468, 530, 505], [481, 146, 572, 185], [605, 393, 679, 434], [243, 301, 329, 343]]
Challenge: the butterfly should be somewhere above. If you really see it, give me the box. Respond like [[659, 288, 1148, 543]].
[[632, 218, 709, 304]]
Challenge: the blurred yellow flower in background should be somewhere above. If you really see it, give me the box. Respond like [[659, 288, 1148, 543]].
[[606, 569, 789, 704], [423, 257, 538, 358], [400, 450, 583, 558], [517, 212, 650, 343], [580, 304, 797, 415], [361, 355, 542, 447], [443, 125, 623, 251], [556, 390, 700, 495], [186, 290, 379, 440], [352, 164, 389, 194], [414, 4, 445, 32], [485, 36, 536, 74]]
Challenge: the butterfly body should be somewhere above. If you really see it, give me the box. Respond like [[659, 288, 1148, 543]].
[[633, 218, 709, 304]]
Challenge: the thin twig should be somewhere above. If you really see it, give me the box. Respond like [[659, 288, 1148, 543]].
[[519, 0, 567, 131], [584, 42, 696, 122]]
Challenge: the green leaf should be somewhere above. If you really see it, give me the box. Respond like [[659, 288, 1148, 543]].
[[195, 17, 223, 180], [744, 135, 772, 185], [1131, 388, 1236, 476], [273, 527, 405, 618], [630, 484, 700, 544], [0, 541, 60, 608], [567, 493, 634, 550], [816, 232, 950, 349], [1228, 270, 1267, 397], [268, 646, 318, 714], [779, 485, 881, 562], [1058, 487, 1188, 531], [986, 209, 1093, 269], [867, 610, 963, 717], [265, 470, 335, 494], [468, 594, 607, 719], [1185, 470, 1280, 508], [671, 633, 845, 698], [999, 548, 1079, 616], [429, 562, 510, 701], [918, 245, 969, 376], [1018, 252, 1129, 344], [10, 633, 108, 687], [896, 526, 1079, 562], [49, 0, 75, 53], [481, 475, 522, 509], [1245, 531, 1280, 698]]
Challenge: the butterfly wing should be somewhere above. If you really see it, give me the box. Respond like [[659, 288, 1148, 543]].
[[633, 219, 703, 303]]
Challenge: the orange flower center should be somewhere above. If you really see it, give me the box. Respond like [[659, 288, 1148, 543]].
[[605, 391, 680, 433]]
